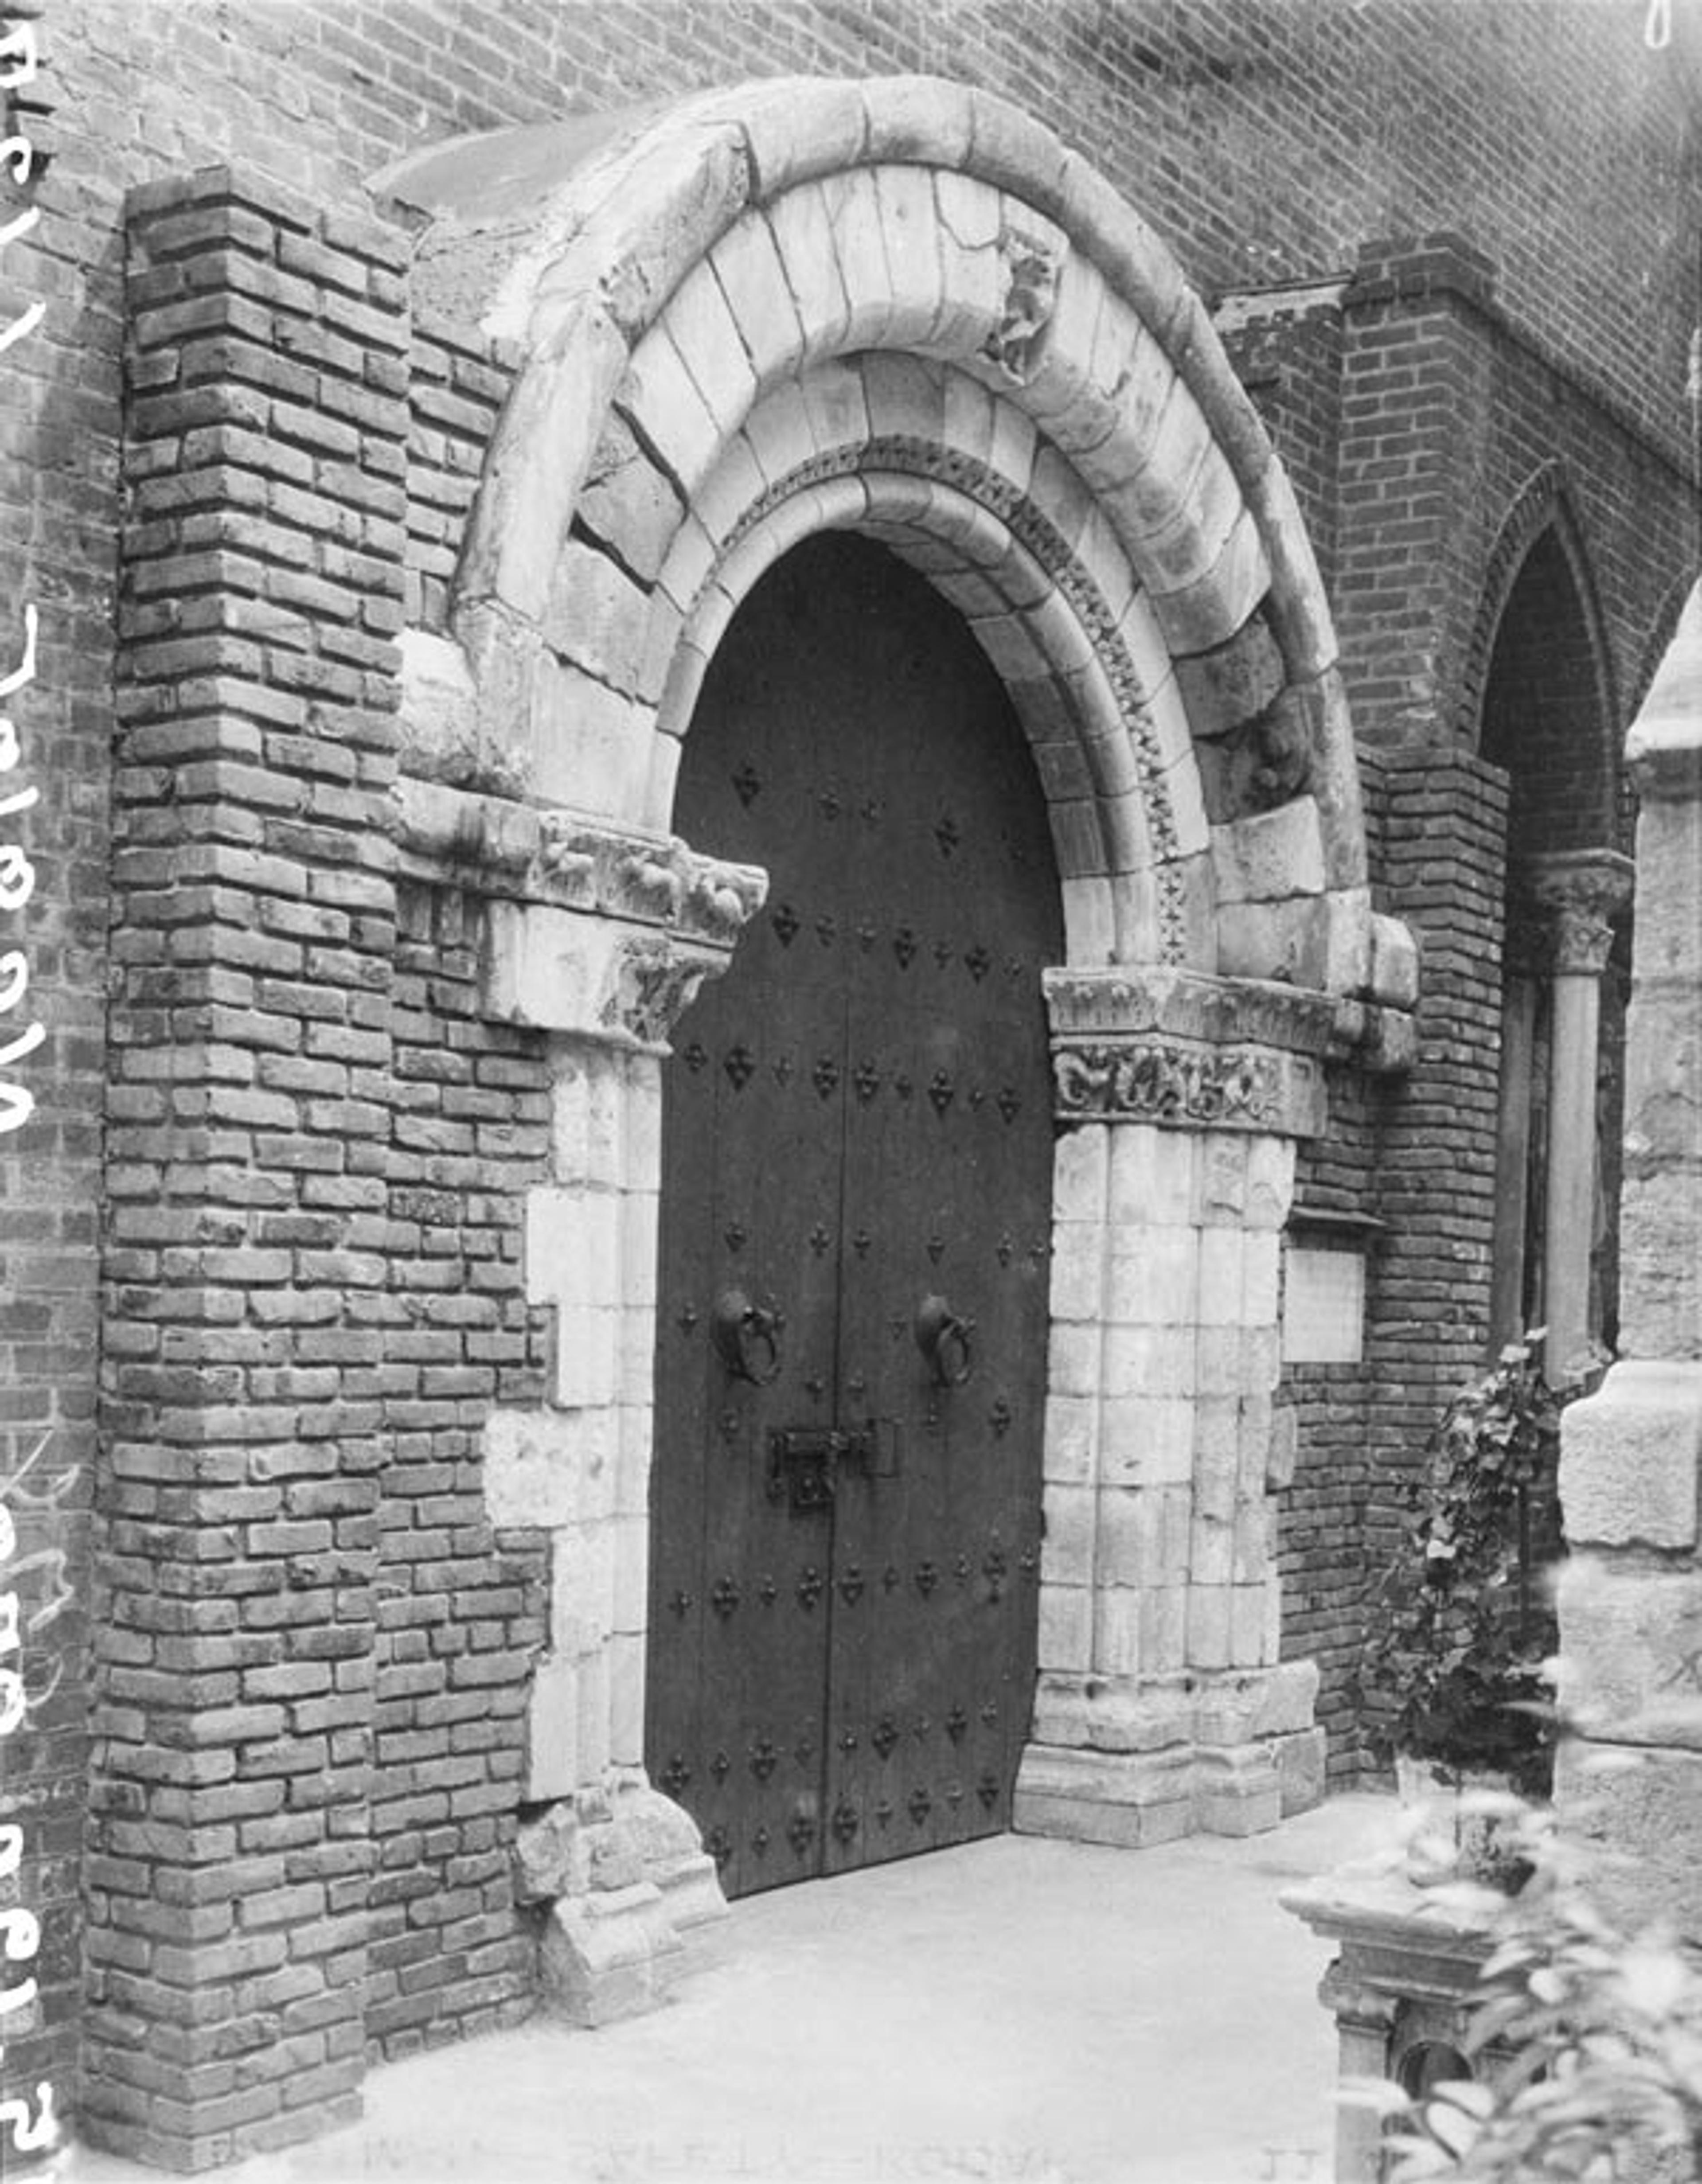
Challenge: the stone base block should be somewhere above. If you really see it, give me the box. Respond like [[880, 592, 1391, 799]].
[[527, 1777, 729, 2026], [1193, 1741, 1281, 1836], [1193, 1660, 1319, 1745], [542, 1881, 683, 2027], [1013, 1743, 1194, 1848], [1273, 1725, 1327, 1816]]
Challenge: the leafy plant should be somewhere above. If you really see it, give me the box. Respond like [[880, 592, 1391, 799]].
[[1358, 1337, 1578, 1797], [1382, 1795, 1702, 2180]]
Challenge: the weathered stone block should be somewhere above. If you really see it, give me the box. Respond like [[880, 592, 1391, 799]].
[[1560, 1361, 1702, 1550], [1037, 1582, 1092, 1671], [1557, 1557, 1702, 1748], [1369, 911, 1421, 1009], [483, 1405, 602, 1530], [1556, 1742, 1702, 1946], [1210, 800, 1327, 908], [540, 1882, 680, 2027], [1030, 1669, 1193, 1753], [1193, 1740, 1281, 1837], [1099, 1396, 1194, 1489], [1052, 1120, 1109, 1224], [1618, 1172, 1702, 1361], [1273, 1726, 1328, 1816], [1013, 1742, 1195, 1849], [525, 1654, 580, 1801]]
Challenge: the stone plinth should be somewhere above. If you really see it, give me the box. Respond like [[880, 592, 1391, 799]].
[[1282, 1866, 1499, 2184]]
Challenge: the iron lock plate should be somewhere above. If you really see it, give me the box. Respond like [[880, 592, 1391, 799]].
[[767, 1420, 900, 1513]]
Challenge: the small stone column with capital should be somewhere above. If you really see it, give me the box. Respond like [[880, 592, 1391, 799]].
[[1521, 850, 1634, 1383]]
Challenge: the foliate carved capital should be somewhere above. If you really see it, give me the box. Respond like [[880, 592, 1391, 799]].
[[602, 938, 718, 1046], [1519, 850, 1634, 978], [1052, 1037, 1325, 1137]]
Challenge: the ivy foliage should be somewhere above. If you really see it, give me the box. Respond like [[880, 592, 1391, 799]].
[[1358, 1337, 1575, 1797]]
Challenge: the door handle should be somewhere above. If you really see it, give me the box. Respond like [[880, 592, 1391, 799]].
[[710, 1289, 783, 1386], [913, 1294, 975, 1387]]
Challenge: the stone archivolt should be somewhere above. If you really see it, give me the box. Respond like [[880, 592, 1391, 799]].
[[386, 73, 1407, 1004]]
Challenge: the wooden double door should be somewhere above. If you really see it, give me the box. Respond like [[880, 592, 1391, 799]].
[[645, 533, 1062, 1898]]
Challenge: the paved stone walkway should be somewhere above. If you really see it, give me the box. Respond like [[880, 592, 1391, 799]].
[[68, 1794, 1395, 2184]]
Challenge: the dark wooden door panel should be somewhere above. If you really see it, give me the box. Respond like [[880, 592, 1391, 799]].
[[648, 531, 1060, 1897]]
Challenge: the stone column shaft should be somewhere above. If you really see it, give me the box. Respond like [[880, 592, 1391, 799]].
[[1522, 850, 1633, 1381]]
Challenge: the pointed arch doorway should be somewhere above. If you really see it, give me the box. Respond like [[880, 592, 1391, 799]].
[[645, 531, 1063, 1898]]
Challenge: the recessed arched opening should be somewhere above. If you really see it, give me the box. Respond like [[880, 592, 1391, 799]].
[[414, 77, 1406, 1995], [647, 530, 1063, 1893], [1478, 512, 1630, 1373]]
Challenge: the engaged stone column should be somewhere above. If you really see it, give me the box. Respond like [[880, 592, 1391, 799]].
[[1557, 586, 1702, 1934], [1522, 850, 1634, 1382], [455, 807, 765, 2021], [1016, 967, 1341, 1846]]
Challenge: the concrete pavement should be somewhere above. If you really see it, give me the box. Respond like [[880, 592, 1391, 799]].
[[66, 1793, 1397, 2184]]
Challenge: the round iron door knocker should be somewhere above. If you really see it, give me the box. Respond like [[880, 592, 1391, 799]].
[[710, 1288, 783, 1386], [913, 1294, 975, 1387]]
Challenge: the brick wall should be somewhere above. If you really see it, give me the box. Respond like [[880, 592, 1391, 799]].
[[367, 875, 550, 2059], [89, 170, 408, 2165]]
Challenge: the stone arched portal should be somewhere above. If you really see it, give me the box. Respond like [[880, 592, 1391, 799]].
[[383, 76, 1418, 2011]]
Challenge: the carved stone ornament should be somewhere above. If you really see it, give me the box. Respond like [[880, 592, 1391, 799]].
[[538, 814, 767, 945], [1052, 1037, 1324, 1137], [1519, 849, 1635, 979], [602, 937, 718, 1045], [983, 225, 1064, 383]]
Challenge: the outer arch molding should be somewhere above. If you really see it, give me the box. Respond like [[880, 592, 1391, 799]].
[[389, 74, 1385, 988]]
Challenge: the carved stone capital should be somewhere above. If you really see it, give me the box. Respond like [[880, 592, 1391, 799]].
[[1519, 850, 1634, 977], [1051, 1036, 1325, 1137]]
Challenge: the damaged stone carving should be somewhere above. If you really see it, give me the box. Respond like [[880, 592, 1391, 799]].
[[983, 225, 1064, 383], [539, 814, 766, 941]]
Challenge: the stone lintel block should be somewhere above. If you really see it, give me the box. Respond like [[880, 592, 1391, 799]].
[[1013, 1742, 1195, 1849], [1192, 1741, 1282, 1837], [1029, 1670, 1194, 1754], [1210, 800, 1326, 908], [1045, 963, 1337, 1057], [1556, 1557, 1702, 1749], [1560, 1361, 1702, 1551]]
